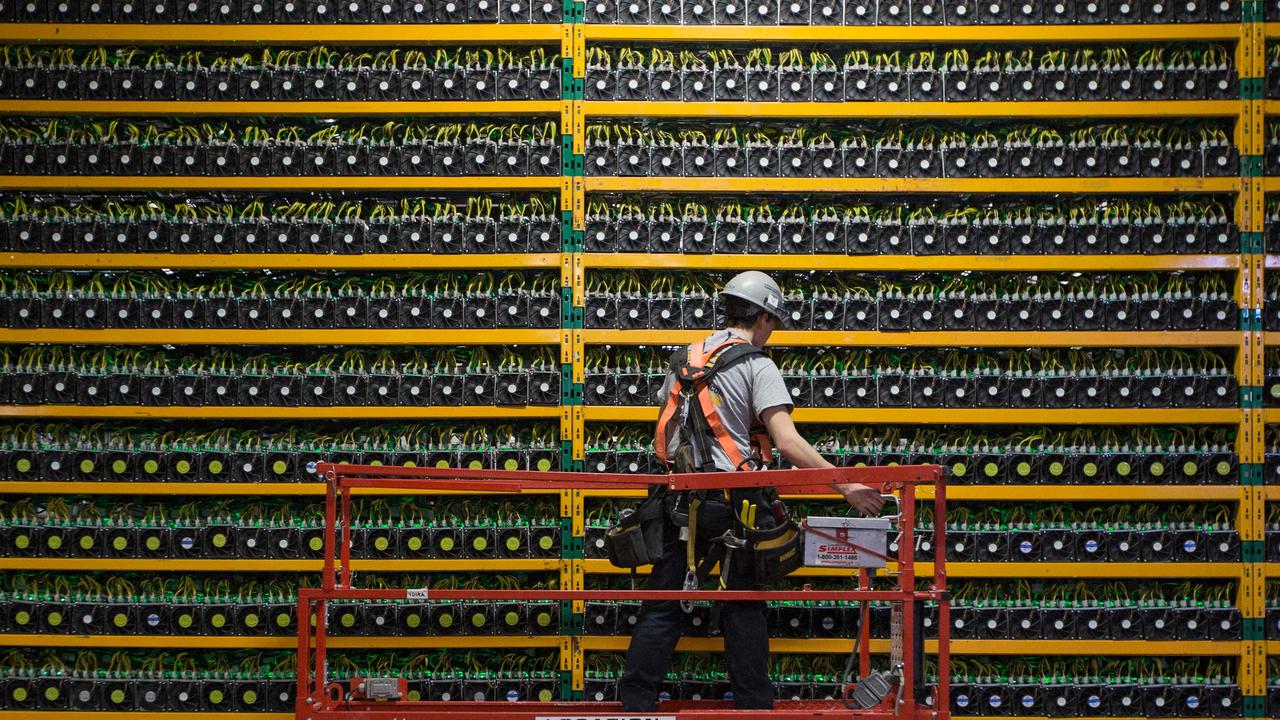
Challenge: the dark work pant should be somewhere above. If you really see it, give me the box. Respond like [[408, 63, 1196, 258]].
[[618, 499, 772, 711]]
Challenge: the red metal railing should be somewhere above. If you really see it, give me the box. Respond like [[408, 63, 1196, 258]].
[[298, 463, 949, 720]]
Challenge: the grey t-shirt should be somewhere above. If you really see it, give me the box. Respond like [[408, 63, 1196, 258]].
[[658, 329, 794, 472]]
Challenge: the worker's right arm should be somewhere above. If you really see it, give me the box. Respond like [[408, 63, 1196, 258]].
[[760, 405, 885, 516]]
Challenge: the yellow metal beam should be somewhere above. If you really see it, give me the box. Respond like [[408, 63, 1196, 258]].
[[584, 23, 1239, 42], [0, 100, 561, 117], [0, 558, 559, 572], [0, 634, 561, 649], [0, 23, 561, 44], [581, 637, 1240, 655], [0, 176, 560, 191], [584, 560, 1242, 578], [585, 100, 1241, 119], [0, 481, 560, 496], [586, 177, 1240, 194], [581, 485, 1245, 502], [0, 252, 560, 271], [0, 406, 561, 420], [584, 407, 1241, 425], [582, 330, 1241, 348], [1263, 410, 1280, 424], [584, 253, 1241, 272], [0, 329, 559, 346]]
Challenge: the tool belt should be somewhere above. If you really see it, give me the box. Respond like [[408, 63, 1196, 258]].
[[604, 486, 668, 569], [742, 515, 804, 585]]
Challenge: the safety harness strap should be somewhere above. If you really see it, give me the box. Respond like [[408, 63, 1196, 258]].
[[654, 337, 766, 472]]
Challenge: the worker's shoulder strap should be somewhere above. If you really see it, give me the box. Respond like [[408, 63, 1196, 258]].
[[669, 338, 764, 384], [654, 336, 765, 472]]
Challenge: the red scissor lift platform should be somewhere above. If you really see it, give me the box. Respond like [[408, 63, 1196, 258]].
[[297, 464, 950, 720]]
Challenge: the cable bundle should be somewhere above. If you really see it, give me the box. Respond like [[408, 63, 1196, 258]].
[[0, 193, 562, 254], [583, 0, 1241, 25], [582, 345, 1238, 409], [0, 494, 563, 561], [583, 195, 1237, 255], [582, 270, 1237, 331], [0, 119, 561, 177], [0, 648, 298, 711], [584, 120, 1236, 178], [3, 345, 563, 408], [1, 0, 563, 23], [584, 44, 1234, 102], [0, 46, 564, 102], [0, 271, 560, 330], [0, 421, 563, 483]]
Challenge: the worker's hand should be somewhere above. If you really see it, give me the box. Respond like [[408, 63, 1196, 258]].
[[838, 483, 886, 516]]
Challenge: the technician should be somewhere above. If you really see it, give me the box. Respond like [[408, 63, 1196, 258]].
[[618, 270, 886, 711]]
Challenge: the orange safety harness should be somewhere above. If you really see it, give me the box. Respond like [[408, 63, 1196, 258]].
[[654, 335, 775, 474]]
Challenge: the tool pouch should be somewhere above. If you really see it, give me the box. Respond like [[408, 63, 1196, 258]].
[[744, 518, 804, 584], [605, 490, 667, 569]]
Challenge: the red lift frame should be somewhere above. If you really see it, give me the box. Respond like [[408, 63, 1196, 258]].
[[298, 463, 949, 720]]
